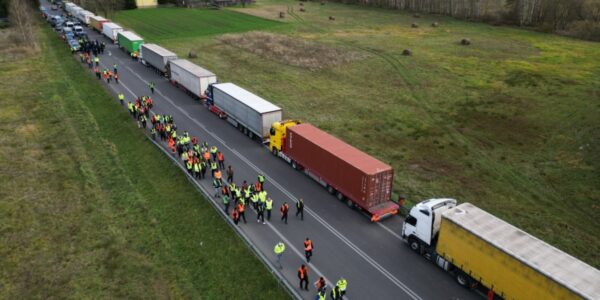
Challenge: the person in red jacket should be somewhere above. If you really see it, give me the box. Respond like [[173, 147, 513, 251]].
[[280, 202, 289, 224]]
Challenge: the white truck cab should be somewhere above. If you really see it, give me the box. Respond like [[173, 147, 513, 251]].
[[402, 198, 457, 251]]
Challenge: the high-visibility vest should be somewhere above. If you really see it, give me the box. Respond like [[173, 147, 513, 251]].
[[266, 199, 273, 210], [203, 152, 210, 161], [244, 188, 251, 198], [223, 195, 229, 204], [258, 174, 265, 183], [318, 291, 326, 300], [251, 194, 259, 204], [210, 146, 217, 154], [215, 170, 222, 179], [274, 243, 285, 254], [337, 279, 347, 291], [118, 94, 124, 100], [186, 162, 192, 170], [254, 182, 261, 192], [217, 152, 224, 161], [259, 191, 267, 202], [211, 162, 217, 170], [235, 189, 242, 198], [298, 267, 308, 279], [238, 203, 245, 212], [304, 240, 313, 251], [193, 163, 200, 172]]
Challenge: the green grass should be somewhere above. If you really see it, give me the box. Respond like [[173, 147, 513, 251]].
[[0, 25, 288, 299], [111, 0, 600, 268], [112, 7, 283, 41]]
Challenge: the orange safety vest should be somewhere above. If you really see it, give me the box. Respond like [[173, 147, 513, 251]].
[[298, 267, 308, 279], [217, 152, 224, 161], [255, 182, 261, 192], [238, 203, 245, 213], [215, 170, 222, 179], [304, 240, 313, 251], [203, 152, 210, 161]]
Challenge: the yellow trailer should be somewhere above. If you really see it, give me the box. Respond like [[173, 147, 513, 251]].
[[437, 203, 600, 300]]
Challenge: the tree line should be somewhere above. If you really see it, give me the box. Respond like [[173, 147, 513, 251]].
[[327, 0, 600, 41]]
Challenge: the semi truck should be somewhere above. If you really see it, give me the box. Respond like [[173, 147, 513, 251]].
[[76, 10, 94, 25], [169, 59, 217, 99], [402, 199, 600, 299], [117, 31, 144, 55], [269, 122, 399, 221], [89, 16, 108, 33], [102, 22, 123, 42], [207, 83, 282, 142], [140, 43, 178, 76]]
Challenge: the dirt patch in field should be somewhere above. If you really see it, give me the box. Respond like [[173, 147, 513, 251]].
[[218, 32, 367, 70]]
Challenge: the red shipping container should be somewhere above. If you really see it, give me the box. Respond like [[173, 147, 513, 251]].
[[285, 124, 398, 219]]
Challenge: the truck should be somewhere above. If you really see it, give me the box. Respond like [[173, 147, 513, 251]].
[[169, 59, 217, 99], [140, 43, 178, 76], [70, 7, 83, 18], [117, 31, 144, 55], [89, 16, 108, 33], [270, 122, 399, 221], [402, 199, 600, 299], [76, 10, 94, 25], [102, 22, 123, 42], [205, 83, 282, 141]]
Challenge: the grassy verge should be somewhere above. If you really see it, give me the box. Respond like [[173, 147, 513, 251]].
[[0, 25, 288, 299], [112, 1, 600, 267]]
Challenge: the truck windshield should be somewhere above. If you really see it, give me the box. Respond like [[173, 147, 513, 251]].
[[405, 215, 417, 226]]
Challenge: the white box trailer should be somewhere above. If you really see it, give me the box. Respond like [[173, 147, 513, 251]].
[[64, 2, 75, 13], [169, 59, 216, 98], [211, 83, 283, 141], [140, 44, 178, 75], [71, 7, 83, 17], [77, 10, 94, 25], [102, 22, 124, 42]]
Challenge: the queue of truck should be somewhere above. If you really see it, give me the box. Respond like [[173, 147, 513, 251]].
[[52, 2, 600, 299]]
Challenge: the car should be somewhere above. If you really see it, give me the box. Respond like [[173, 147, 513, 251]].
[[55, 24, 64, 32], [65, 21, 74, 28], [68, 39, 81, 52], [64, 31, 75, 41], [51, 4, 58, 10], [73, 26, 84, 36]]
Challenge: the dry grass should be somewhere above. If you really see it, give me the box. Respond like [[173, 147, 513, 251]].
[[0, 28, 38, 62], [218, 31, 367, 70]]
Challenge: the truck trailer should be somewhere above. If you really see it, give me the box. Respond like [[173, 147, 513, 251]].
[[140, 43, 178, 76], [117, 31, 144, 54], [402, 199, 600, 299], [102, 22, 123, 42], [76, 10, 94, 25], [270, 122, 399, 221], [169, 59, 217, 99], [208, 83, 282, 142], [89, 16, 108, 33]]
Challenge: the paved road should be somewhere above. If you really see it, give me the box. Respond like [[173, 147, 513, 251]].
[[42, 3, 480, 300]]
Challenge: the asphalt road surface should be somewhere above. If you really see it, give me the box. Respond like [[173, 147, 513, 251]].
[[42, 3, 480, 300]]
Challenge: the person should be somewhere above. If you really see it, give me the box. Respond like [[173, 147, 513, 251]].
[[251, 192, 259, 211], [213, 178, 221, 198], [232, 207, 240, 225], [223, 194, 230, 214], [315, 277, 326, 293], [336, 278, 347, 297], [118, 93, 125, 105], [210, 160, 218, 177], [298, 264, 309, 291], [113, 63, 118, 74], [226, 165, 234, 183], [149, 82, 155, 94], [280, 202, 289, 224], [330, 286, 341, 300], [94, 56, 99, 67], [210, 146, 218, 161], [265, 197, 273, 221], [238, 201, 246, 223], [256, 200, 265, 224], [114, 72, 119, 84], [274, 242, 285, 269], [316, 288, 326, 300], [217, 151, 225, 170], [258, 173, 265, 188], [296, 198, 305, 220], [304, 237, 313, 262], [151, 127, 157, 140]]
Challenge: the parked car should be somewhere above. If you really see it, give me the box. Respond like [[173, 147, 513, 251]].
[[73, 26, 84, 36], [65, 21, 74, 28], [51, 4, 58, 10], [68, 39, 81, 52]]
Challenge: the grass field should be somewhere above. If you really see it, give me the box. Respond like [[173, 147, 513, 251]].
[[0, 25, 288, 299], [113, 1, 600, 267]]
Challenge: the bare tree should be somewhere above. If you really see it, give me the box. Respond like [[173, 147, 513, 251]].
[[8, 0, 37, 48]]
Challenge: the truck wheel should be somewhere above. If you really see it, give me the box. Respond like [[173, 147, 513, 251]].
[[291, 161, 298, 170], [408, 237, 420, 252], [248, 131, 253, 140], [346, 199, 355, 208], [327, 185, 335, 194], [456, 271, 473, 288], [336, 191, 344, 201], [272, 148, 278, 156]]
